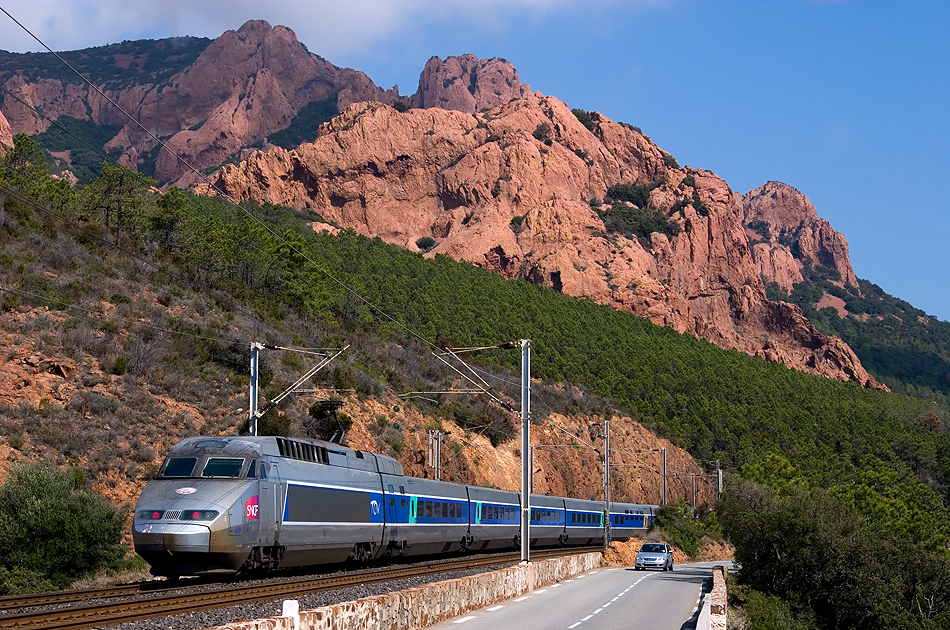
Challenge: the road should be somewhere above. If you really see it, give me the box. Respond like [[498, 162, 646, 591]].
[[425, 561, 730, 630]]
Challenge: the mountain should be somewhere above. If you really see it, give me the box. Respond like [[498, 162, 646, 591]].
[[8, 18, 936, 393], [743, 182, 950, 402], [196, 95, 881, 389], [0, 21, 538, 190], [0, 21, 398, 187]]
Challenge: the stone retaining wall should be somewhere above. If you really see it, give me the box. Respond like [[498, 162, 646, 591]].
[[709, 564, 728, 630], [209, 553, 602, 630]]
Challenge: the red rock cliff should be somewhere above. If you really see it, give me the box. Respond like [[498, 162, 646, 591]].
[[743, 181, 859, 290], [0, 20, 399, 186], [196, 96, 882, 389], [0, 108, 12, 148], [408, 54, 533, 113]]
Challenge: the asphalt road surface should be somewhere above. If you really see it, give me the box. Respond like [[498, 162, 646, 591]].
[[425, 561, 731, 630]]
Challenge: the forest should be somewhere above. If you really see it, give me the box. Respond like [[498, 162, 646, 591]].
[[3, 134, 950, 626]]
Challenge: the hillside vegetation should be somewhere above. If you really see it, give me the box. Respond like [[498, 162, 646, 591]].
[[768, 264, 950, 405], [4, 136, 950, 624], [0, 37, 210, 88]]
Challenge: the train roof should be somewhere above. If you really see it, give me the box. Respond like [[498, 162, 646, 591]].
[[167, 435, 404, 476]]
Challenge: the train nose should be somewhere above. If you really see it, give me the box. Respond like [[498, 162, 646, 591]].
[[134, 523, 211, 553]]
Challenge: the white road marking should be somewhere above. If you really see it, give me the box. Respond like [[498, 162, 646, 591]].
[[454, 617, 476, 624], [593, 608, 603, 614], [551, 583, 562, 588], [602, 602, 611, 608], [515, 597, 529, 602], [535, 589, 547, 593], [582, 615, 593, 621], [569, 623, 582, 629], [487, 605, 504, 611]]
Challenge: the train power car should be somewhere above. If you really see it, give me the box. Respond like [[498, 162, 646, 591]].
[[133, 435, 656, 577]]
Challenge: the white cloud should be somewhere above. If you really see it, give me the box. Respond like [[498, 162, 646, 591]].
[[0, 0, 663, 57]]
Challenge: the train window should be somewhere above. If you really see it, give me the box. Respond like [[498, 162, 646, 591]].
[[450, 503, 455, 518], [202, 458, 244, 477], [440, 503, 446, 518], [162, 457, 197, 477], [246, 460, 257, 478], [481, 505, 486, 519], [426, 501, 432, 518], [389, 498, 395, 507], [401, 499, 407, 507], [400, 486, 405, 494]]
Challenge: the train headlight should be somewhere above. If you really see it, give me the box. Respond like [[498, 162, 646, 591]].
[[180, 510, 219, 521], [136, 510, 164, 520]]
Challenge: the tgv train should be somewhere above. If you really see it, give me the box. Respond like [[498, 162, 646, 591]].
[[133, 435, 657, 577]]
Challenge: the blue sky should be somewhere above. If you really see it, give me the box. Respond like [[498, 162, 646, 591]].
[[2, 0, 948, 321]]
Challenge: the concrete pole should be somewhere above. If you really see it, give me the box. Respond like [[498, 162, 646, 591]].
[[662, 447, 667, 505], [249, 342, 262, 436], [520, 339, 531, 563], [603, 418, 610, 549]]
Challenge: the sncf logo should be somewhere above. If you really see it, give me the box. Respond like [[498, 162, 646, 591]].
[[245, 495, 259, 520]]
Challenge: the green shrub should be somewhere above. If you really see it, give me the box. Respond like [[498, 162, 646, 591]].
[[605, 183, 657, 208], [533, 122, 553, 146], [651, 499, 705, 556], [111, 356, 128, 375], [747, 218, 771, 241], [662, 152, 680, 169], [416, 236, 437, 252], [0, 463, 127, 593], [393, 101, 408, 113], [596, 202, 680, 241], [571, 108, 595, 132]]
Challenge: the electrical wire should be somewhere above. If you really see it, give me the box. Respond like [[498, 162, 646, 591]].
[[0, 5, 521, 405]]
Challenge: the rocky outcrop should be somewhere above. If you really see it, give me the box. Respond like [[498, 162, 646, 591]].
[[0, 108, 12, 148], [408, 54, 532, 113], [743, 181, 858, 290], [196, 96, 883, 389], [0, 20, 399, 186]]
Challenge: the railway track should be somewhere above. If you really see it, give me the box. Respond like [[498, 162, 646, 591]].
[[0, 576, 226, 611], [0, 548, 598, 630]]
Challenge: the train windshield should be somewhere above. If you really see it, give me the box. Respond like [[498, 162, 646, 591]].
[[202, 458, 244, 478], [162, 457, 198, 477]]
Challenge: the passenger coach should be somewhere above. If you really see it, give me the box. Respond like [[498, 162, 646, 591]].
[[133, 435, 656, 577]]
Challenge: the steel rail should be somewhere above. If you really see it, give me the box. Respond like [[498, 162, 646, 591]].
[[0, 548, 598, 630], [0, 577, 226, 611]]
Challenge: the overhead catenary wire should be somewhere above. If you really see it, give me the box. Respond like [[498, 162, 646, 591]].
[[0, 10, 718, 503], [0, 5, 519, 402]]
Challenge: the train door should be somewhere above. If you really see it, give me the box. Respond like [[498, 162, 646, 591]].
[[258, 462, 282, 547], [258, 480, 277, 546]]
